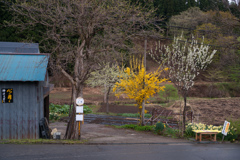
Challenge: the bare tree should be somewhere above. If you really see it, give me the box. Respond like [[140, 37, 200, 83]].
[[150, 35, 217, 133], [9, 0, 161, 139]]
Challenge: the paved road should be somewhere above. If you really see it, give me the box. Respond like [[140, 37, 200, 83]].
[[0, 143, 239, 160]]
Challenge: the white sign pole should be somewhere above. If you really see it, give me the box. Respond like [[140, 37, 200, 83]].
[[76, 97, 84, 140], [221, 120, 230, 142]]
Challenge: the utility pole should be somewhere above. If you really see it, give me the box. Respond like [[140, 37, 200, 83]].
[[141, 39, 147, 126]]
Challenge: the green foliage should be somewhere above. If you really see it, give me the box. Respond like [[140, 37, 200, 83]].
[[83, 105, 93, 114], [116, 124, 154, 131], [154, 122, 165, 133], [227, 118, 240, 136], [117, 113, 151, 118], [197, 0, 229, 12], [49, 103, 92, 120], [165, 127, 180, 138], [154, 122, 180, 137], [50, 104, 69, 114], [158, 84, 178, 102], [49, 113, 60, 121], [154, 0, 196, 18], [113, 123, 180, 138], [229, 37, 240, 82], [185, 124, 195, 137]]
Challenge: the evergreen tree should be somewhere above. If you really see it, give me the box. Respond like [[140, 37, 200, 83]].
[[199, 0, 210, 11], [0, 1, 45, 46]]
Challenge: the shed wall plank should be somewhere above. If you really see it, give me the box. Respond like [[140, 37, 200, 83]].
[[0, 81, 44, 139]]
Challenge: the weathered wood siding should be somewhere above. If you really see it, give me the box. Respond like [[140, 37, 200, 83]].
[[0, 81, 44, 139]]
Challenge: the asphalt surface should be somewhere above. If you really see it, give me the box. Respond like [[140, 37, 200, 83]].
[[49, 123, 189, 143], [0, 143, 240, 160]]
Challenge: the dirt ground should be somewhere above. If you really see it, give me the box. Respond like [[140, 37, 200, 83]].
[[49, 122, 189, 143], [188, 98, 240, 125], [50, 87, 240, 126]]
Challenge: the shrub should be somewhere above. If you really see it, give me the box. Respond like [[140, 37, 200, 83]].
[[185, 124, 195, 137], [226, 118, 240, 141], [155, 122, 165, 134], [83, 105, 93, 114], [165, 127, 180, 138], [49, 103, 69, 114], [158, 84, 178, 102]]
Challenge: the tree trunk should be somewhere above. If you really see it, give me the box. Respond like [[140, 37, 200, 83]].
[[106, 86, 111, 114], [183, 94, 187, 133], [69, 84, 74, 116], [103, 83, 107, 103], [141, 100, 145, 126], [64, 84, 82, 139]]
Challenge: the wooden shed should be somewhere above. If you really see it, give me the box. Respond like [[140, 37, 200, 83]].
[[0, 42, 53, 139]]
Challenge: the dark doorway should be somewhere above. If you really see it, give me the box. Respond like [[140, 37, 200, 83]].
[[44, 95, 49, 123]]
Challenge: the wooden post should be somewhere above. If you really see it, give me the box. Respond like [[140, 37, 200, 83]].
[[76, 97, 84, 140], [78, 113, 81, 140], [191, 111, 193, 123]]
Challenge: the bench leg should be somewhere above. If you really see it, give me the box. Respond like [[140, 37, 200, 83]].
[[195, 133, 198, 141], [214, 134, 216, 141], [200, 133, 202, 142]]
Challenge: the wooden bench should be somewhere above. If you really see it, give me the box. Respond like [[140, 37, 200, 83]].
[[193, 130, 221, 142]]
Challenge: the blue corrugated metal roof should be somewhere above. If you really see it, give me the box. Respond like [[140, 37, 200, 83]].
[[0, 42, 39, 53], [0, 54, 48, 81]]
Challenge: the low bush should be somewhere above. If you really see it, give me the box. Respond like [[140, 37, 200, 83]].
[[154, 122, 180, 137], [83, 105, 93, 114], [50, 104, 69, 114], [155, 122, 165, 134], [165, 127, 180, 138], [227, 118, 240, 141]]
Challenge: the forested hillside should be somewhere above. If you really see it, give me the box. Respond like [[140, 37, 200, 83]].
[[1, 0, 240, 82]]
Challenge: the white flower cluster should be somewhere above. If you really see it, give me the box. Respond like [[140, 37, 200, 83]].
[[149, 36, 217, 92]]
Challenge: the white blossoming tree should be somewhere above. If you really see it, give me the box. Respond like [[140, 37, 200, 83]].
[[150, 36, 217, 132], [87, 63, 124, 114]]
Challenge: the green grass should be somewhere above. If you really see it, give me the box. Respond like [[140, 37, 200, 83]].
[[113, 124, 154, 131], [116, 113, 152, 118]]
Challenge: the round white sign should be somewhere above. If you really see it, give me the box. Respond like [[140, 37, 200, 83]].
[[76, 97, 84, 105]]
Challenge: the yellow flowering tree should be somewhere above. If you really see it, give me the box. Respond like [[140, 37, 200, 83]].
[[113, 63, 168, 126]]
